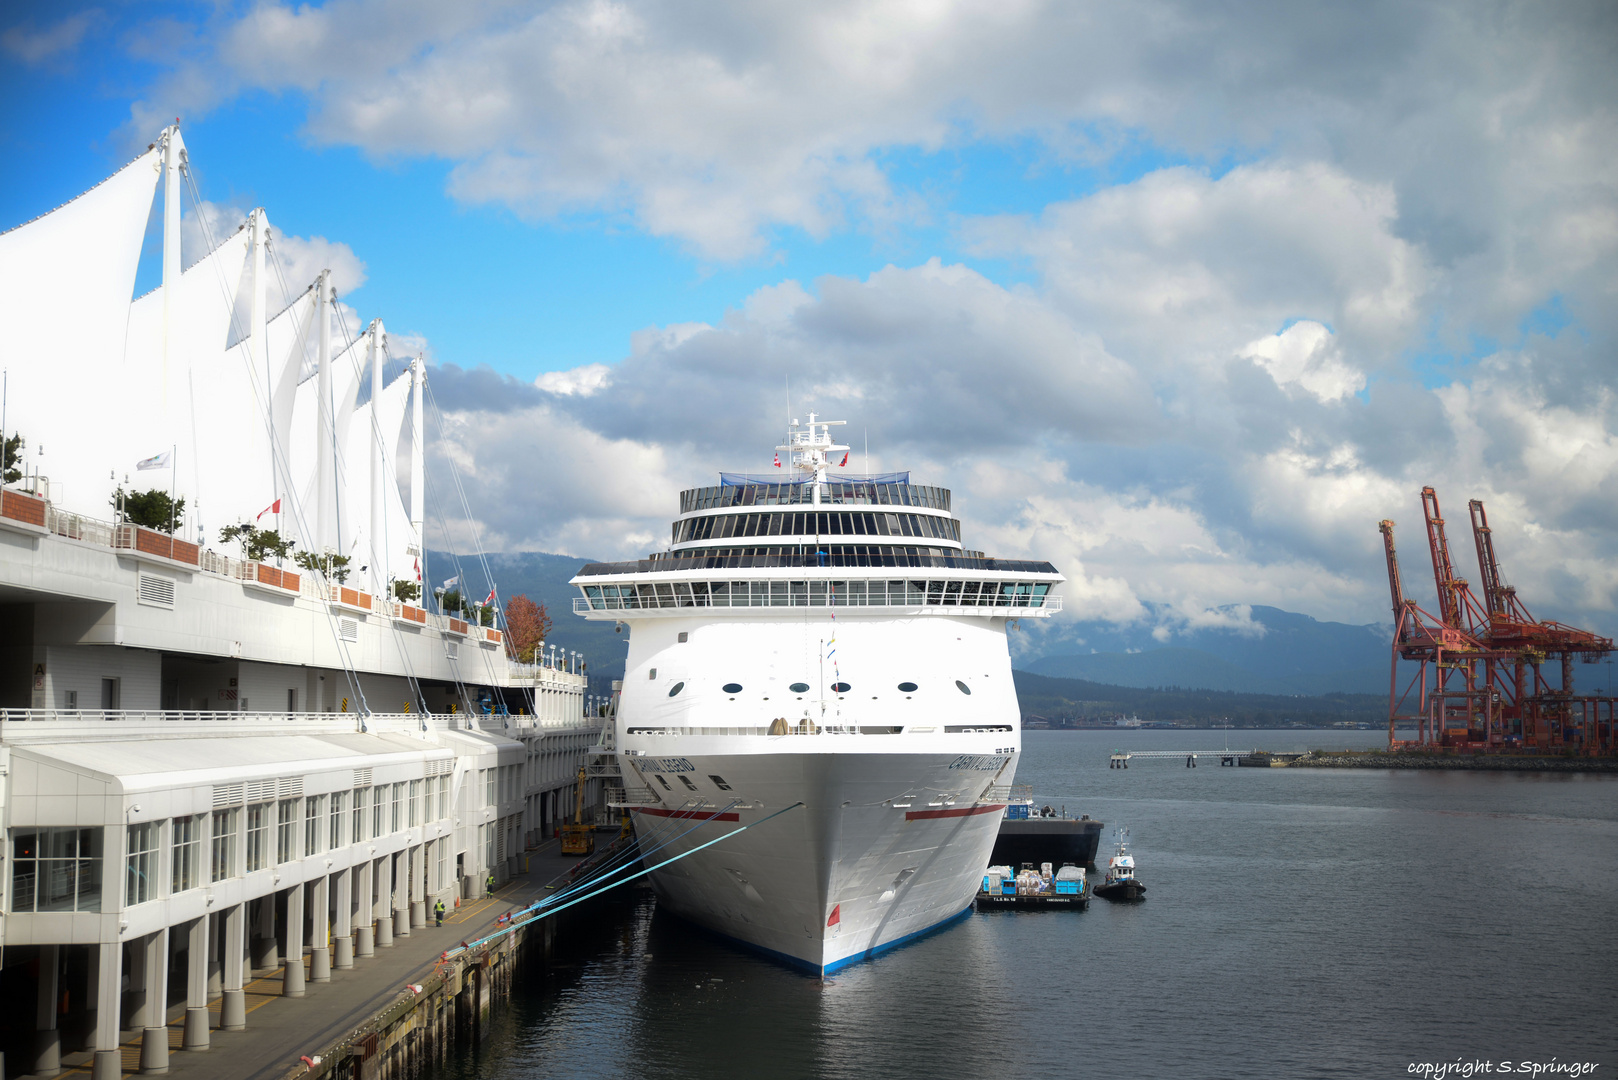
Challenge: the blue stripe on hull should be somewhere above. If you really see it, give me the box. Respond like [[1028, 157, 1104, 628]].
[[667, 901, 975, 977]]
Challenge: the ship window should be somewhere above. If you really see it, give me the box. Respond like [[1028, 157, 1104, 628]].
[[955, 680, 972, 695], [709, 775, 732, 791], [655, 774, 672, 790], [832, 681, 851, 693], [678, 631, 689, 642], [898, 682, 918, 693], [668, 682, 685, 697], [722, 683, 743, 694], [789, 682, 810, 694], [678, 774, 699, 791], [648, 668, 657, 680]]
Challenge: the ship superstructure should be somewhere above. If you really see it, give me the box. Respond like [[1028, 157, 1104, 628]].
[[571, 416, 1062, 973]]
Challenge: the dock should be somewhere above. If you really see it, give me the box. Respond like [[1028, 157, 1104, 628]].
[[1107, 750, 1300, 767]]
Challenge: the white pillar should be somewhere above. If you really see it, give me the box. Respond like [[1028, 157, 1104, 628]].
[[183, 917, 209, 1050], [283, 885, 305, 998], [356, 858, 375, 957], [393, 851, 410, 938], [315, 269, 334, 555], [91, 943, 121, 1080], [368, 319, 386, 596], [409, 845, 427, 928], [35, 943, 61, 1077], [221, 902, 246, 1031], [139, 928, 170, 1074], [309, 874, 331, 982], [376, 856, 394, 947], [334, 868, 354, 969]]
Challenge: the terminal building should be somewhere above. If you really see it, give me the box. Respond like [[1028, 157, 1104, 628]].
[[0, 126, 603, 1078]]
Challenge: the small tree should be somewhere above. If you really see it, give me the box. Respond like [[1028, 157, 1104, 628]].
[[440, 589, 468, 617], [294, 550, 351, 584], [220, 522, 295, 563], [112, 487, 185, 534], [2, 433, 20, 485], [504, 594, 552, 662], [392, 580, 421, 603]]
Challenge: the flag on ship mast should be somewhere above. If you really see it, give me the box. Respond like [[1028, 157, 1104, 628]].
[[256, 498, 281, 522], [483, 587, 496, 606], [773, 451, 780, 468], [839, 452, 848, 466]]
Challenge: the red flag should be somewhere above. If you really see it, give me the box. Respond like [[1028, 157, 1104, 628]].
[[414, 558, 421, 582], [773, 451, 781, 468], [256, 498, 281, 522], [483, 587, 497, 606], [826, 904, 840, 927], [839, 452, 848, 467]]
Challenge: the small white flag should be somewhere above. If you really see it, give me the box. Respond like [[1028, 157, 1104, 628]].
[[136, 450, 171, 471], [441, 576, 460, 589]]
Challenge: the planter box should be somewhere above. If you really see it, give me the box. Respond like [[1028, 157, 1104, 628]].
[[393, 604, 428, 627], [243, 562, 301, 595], [115, 523, 200, 569], [0, 490, 47, 535], [334, 587, 374, 614], [446, 618, 468, 636]]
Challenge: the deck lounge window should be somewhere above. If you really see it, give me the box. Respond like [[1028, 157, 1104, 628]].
[[13, 826, 103, 913]]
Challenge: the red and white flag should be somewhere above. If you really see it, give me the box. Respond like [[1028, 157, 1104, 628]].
[[414, 558, 421, 582], [483, 587, 497, 606], [839, 452, 849, 467], [773, 451, 781, 468], [256, 498, 281, 522]]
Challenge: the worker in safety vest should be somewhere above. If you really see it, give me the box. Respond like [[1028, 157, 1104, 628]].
[[434, 899, 446, 927], [486, 874, 495, 898]]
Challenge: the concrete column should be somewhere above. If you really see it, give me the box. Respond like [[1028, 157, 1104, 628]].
[[91, 943, 121, 1080], [309, 874, 331, 982], [252, 896, 277, 971], [35, 943, 61, 1077], [393, 851, 410, 939], [82, 943, 100, 1054], [207, 914, 222, 996], [139, 928, 170, 1074], [356, 859, 375, 957], [221, 903, 247, 1031], [409, 846, 427, 929], [183, 917, 209, 1050], [376, 856, 394, 947], [283, 884, 305, 998], [334, 868, 354, 969]]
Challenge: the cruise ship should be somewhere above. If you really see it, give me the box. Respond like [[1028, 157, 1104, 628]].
[[571, 417, 1063, 974]]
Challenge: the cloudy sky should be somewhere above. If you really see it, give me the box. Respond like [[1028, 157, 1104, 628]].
[[4, 0, 1616, 650]]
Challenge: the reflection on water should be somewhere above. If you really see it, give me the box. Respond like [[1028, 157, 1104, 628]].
[[434, 731, 1618, 1080]]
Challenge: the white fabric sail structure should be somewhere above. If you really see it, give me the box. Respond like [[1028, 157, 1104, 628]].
[[121, 225, 252, 540], [0, 147, 161, 513], [0, 126, 426, 588]]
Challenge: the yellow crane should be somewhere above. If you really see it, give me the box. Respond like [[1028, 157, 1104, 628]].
[[560, 764, 595, 856]]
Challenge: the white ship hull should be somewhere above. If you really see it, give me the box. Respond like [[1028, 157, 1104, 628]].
[[627, 746, 1018, 974]]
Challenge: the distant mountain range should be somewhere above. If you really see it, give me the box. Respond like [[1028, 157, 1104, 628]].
[[456, 551, 1399, 696], [1023, 605, 1395, 695]]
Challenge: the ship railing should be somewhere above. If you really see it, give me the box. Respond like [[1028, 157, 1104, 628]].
[[574, 590, 1062, 614], [981, 785, 1014, 803], [606, 785, 658, 807]]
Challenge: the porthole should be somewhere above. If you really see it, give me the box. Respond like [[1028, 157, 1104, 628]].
[[897, 682, 918, 693], [831, 681, 851, 693], [955, 680, 971, 695], [789, 682, 811, 694], [668, 682, 685, 697], [722, 682, 743, 694]]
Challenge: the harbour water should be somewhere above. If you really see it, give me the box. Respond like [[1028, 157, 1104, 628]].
[[435, 730, 1618, 1078]]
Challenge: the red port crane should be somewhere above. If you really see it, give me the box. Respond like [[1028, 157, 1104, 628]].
[[1378, 489, 1613, 755]]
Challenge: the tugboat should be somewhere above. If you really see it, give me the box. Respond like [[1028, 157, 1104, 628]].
[[1092, 829, 1146, 902]]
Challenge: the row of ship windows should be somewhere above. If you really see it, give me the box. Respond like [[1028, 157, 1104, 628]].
[[583, 579, 1052, 610], [665, 680, 973, 697], [673, 511, 961, 545], [649, 772, 733, 793], [680, 483, 951, 513]]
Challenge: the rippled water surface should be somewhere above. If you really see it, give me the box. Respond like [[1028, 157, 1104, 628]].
[[436, 731, 1618, 1079]]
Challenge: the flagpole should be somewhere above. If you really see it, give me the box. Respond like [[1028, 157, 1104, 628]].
[[170, 444, 176, 537]]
